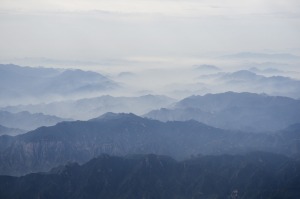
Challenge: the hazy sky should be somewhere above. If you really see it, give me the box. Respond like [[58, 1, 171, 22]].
[[0, 0, 299, 65]]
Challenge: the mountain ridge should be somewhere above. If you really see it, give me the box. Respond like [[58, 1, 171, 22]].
[[0, 113, 299, 176], [145, 92, 300, 132], [0, 152, 299, 199]]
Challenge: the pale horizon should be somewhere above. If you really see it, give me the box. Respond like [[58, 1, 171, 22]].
[[1, 0, 300, 70]]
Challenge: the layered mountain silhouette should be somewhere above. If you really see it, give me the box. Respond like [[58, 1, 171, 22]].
[[0, 152, 299, 199], [0, 110, 70, 131], [192, 70, 300, 99], [3, 95, 175, 120], [145, 92, 300, 132], [0, 113, 299, 176], [0, 64, 118, 105], [0, 61, 299, 198], [218, 70, 300, 98]]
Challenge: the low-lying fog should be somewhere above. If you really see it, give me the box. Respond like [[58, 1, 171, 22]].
[[103, 55, 300, 99], [1, 53, 300, 107]]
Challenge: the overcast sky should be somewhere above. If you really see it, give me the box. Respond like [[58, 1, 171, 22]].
[[0, 0, 299, 66]]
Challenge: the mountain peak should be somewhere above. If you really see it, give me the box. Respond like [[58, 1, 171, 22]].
[[90, 112, 141, 122]]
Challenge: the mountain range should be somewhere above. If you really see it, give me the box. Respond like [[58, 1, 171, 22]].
[[0, 64, 118, 105], [0, 152, 299, 199], [2, 95, 175, 120], [193, 70, 300, 99], [0, 61, 300, 198], [218, 70, 300, 98], [0, 113, 299, 176], [145, 92, 300, 132]]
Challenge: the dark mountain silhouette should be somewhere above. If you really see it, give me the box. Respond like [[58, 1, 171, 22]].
[[0, 110, 70, 131], [0, 113, 299, 176], [145, 92, 300, 132], [0, 152, 299, 199]]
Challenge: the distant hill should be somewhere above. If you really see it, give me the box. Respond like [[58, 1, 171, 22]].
[[219, 70, 300, 98], [0, 64, 119, 105], [0, 110, 70, 131], [248, 67, 283, 74], [0, 152, 299, 199], [0, 124, 25, 136], [193, 70, 300, 99], [0, 113, 299, 176], [194, 64, 221, 73], [145, 92, 300, 132], [221, 70, 259, 80], [2, 95, 176, 120]]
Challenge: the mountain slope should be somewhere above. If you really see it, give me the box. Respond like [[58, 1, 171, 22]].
[[0, 113, 299, 176], [145, 92, 300, 132], [0, 152, 299, 199]]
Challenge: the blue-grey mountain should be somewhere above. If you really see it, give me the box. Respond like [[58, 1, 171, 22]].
[[145, 92, 300, 132], [0, 152, 299, 199], [0, 110, 70, 131], [0, 64, 118, 105], [0, 113, 299, 176], [2, 95, 175, 120]]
